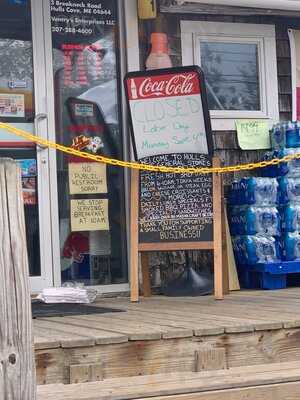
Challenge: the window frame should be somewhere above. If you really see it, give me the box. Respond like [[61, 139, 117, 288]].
[[181, 21, 279, 131]]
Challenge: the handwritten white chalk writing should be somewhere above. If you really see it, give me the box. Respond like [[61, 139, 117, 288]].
[[139, 154, 213, 243]]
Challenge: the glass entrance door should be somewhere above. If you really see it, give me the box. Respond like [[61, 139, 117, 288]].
[[48, 0, 128, 290], [0, 0, 53, 292], [0, 0, 129, 293]]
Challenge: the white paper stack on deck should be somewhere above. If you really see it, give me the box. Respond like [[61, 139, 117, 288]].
[[38, 287, 97, 304]]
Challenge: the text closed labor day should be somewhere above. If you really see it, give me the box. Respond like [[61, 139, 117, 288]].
[[127, 72, 208, 158]]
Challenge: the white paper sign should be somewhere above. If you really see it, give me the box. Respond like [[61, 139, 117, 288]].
[[69, 163, 107, 195], [126, 70, 210, 159], [70, 199, 109, 232]]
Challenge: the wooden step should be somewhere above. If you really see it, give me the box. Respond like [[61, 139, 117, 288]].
[[38, 361, 300, 400]]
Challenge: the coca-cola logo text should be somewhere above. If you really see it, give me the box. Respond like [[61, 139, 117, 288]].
[[139, 73, 196, 98]]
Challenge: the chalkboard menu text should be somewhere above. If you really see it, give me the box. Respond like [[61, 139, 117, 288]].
[[139, 153, 213, 243]]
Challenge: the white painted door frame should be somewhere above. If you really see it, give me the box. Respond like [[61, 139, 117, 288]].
[[30, 0, 54, 292]]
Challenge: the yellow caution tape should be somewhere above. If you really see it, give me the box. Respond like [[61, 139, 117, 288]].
[[0, 122, 298, 175]]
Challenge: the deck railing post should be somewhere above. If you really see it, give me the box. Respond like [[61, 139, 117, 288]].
[[0, 159, 36, 400]]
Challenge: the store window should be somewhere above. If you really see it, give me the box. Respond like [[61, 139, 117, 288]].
[[0, 1, 40, 278], [50, 0, 128, 287], [181, 21, 279, 130], [200, 41, 260, 111]]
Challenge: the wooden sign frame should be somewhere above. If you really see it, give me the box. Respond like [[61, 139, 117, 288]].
[[124, 65, 214, 161], [130, 157, 229, 302]]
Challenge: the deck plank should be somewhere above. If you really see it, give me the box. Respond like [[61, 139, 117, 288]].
[[46, 314, 163, 341], [66, 314, 190, 340], [33, 320, 96, 348], [114, 306, 256, 334], [78, 306, 249, 335], [99, 298, 282, 333], [62, 315, 194, 340], [37, 362, 300, 400], [128, 296, 298, 326], [36, 318, 129, 345]]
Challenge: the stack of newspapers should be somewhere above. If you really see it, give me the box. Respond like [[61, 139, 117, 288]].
[[37, 286, 97, 304]]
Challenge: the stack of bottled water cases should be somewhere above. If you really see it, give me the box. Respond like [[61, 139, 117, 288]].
[[229, 178, 281, 266], [268, 121, 300, 263], [229, 121, 300, 289]]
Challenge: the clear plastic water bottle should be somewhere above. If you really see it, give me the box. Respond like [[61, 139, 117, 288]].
[[246, 206, 280, 236], [296, 121, 300, 143], [278, 177, 300, 204], [282, 204, 300, 232], [228, 180, 246, 206], [263, 145, 300, 178], [229, 178, 279, 206], [232, 236, 247, 265], [228, 207, 243, 235], [228, 181, 238, 206], [276, 148, 300, 177], [244, 235, 281, 264], [270, 121, 300, 149], [261, 150, 287, 177], [271, 123, 285, 150], [230, 206, 280, 236], [287, 148, 300, 176], [246, 177, 279, 206], [283, 232, 300, 261], [286, 121, 300, 148]]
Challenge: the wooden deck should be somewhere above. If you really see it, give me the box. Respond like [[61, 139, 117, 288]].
[[34, 288, 300, 386], [34, 288, 300, 346]]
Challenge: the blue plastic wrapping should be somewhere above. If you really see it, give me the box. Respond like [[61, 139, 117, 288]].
[[229, 206, 280, 236], [232, 235, 281, 265], [228, 177, 279, 206]]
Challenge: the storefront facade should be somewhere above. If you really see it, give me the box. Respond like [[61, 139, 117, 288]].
[[0, 0, 139, 293], [3, 0, 300, 295]]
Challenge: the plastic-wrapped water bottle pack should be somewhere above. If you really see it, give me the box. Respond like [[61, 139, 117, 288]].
[[229, 122, 300, 271], [228, 178, 300, 264], [229, 206, 280, 236], [228, 177, 279, 206], [278, 177, 300, 204], [232, 235, 281, 265], [228, 122, 300, 288], [283, 232, 300, 261], [271, 121, 300, 149], [281, 204, 300, 232], [228, 177, 281, 265], [262, 148, 300, 177]]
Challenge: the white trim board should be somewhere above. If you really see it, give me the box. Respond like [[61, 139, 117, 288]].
[[288, 29, 297, 122], [124, 0, 140, 72], [176, 0, 300, 11], [181, 21, 276, 37]]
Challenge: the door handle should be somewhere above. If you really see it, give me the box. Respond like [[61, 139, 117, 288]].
[[34, 113, 48, 150]]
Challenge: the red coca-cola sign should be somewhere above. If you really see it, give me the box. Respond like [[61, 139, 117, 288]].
[[124, 66, 213, 160], [127, 72, 201, 101]]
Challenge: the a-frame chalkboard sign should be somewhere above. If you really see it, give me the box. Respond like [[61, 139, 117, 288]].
[[124, 66, 229, 301]]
